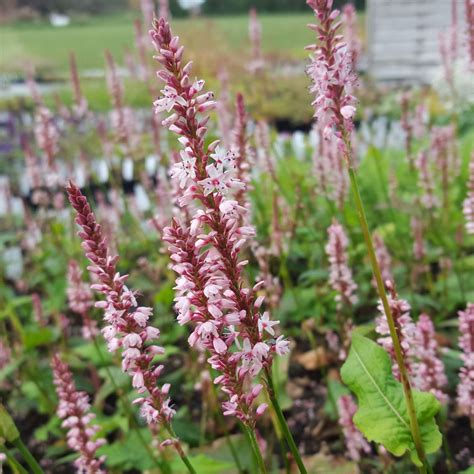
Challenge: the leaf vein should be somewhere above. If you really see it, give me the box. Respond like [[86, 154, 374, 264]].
[[353, 345, 410, 431]]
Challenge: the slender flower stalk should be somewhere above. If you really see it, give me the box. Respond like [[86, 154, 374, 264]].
[[400, 93, 415, 169], [51, 355, 106, 473], [150, 18, 303, 472], [337, 394, 371, 461], [306, 1, 429, 470], [216, 67, 232, 148], [325, 219, 357, 308], [457, 303, 474, 423], [232, 93, 251, 213], [463, 152, 474, 234], [69, 52, 88, 121], [104, 50, 136, 152], [248, 8, 264, 74], [66, 182, 196, 474]]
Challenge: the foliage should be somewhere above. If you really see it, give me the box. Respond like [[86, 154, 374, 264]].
[[341, 334, 442, 466]]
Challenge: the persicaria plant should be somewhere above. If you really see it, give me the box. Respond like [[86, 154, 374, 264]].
[[1, 1, 473, 473]]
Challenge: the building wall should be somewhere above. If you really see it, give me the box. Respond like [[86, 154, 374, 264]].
[[367, 0, 466, 83]]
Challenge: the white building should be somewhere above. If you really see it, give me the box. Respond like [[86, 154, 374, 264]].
[[366, 0, 467, 83]]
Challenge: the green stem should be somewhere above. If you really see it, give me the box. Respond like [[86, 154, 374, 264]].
[[209, 382, 245, 473], [244, 425, 268, 474], [346, 164, 428, 473], [164, 423, 197, 474], [11, 438, 44, 474], [4, 449, 29, 474], [91, 337, 165, 472], [264, 368, 308, 474]]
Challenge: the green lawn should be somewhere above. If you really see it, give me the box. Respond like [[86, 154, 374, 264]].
[[0, 12, 316, 76]]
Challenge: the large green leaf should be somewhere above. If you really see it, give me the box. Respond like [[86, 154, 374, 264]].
[[341, 334, 442, 467]]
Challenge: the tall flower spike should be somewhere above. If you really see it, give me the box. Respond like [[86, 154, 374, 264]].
[[463, 152, 474, 234], [150, 17, 288, 424], [337, 394, 371, 461], [457, 303, 474, 419], [325, 219, 358, 308], [66, 181, 175, 429], [51, 355, 106, 473], [306, 0, 358, 154]]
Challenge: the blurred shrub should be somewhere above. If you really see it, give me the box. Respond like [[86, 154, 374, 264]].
[[202, 0, 365, 15]]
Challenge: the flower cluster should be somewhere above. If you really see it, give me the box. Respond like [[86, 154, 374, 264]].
[[34, 106, 59, 168], [67, 182, 175, 427], [306, 0, 358, 154], [325, 219, 357, 308], [312, 123, 348, 208], [341, 3, 361, 69], [51, 355, 106, 473], [457, 303, 474, 418], [412, 314, 448, 404], [376, 285, 448, 402], [416, 150, 439, 210], [337, 394, 371, 461], [375, 282, 417, 379], [67, 260, 98, 340], [463, 152, 474, 234], [150, 17, 288, 425]]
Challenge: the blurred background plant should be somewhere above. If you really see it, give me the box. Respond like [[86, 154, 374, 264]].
[[0, 0, 473, 472]]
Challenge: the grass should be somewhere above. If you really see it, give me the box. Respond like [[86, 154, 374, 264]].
[[0, 12, 316, 76]]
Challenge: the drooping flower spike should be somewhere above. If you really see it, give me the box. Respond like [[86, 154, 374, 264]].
[[66, 181, 174, 429]]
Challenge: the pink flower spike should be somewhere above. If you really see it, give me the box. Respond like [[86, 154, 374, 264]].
[[67, 181, 174, 428], [51, 355, 106, 473]]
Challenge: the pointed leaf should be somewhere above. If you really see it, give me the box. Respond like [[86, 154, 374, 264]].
[[341, 334, 442, 466], [0, 404, 19, 442]]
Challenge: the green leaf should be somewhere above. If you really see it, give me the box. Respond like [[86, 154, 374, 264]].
[[23, 327, 58, 349], [341, 334, 442, 467], [171, 454, 234, 474], [0, 404, 19, 442]]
